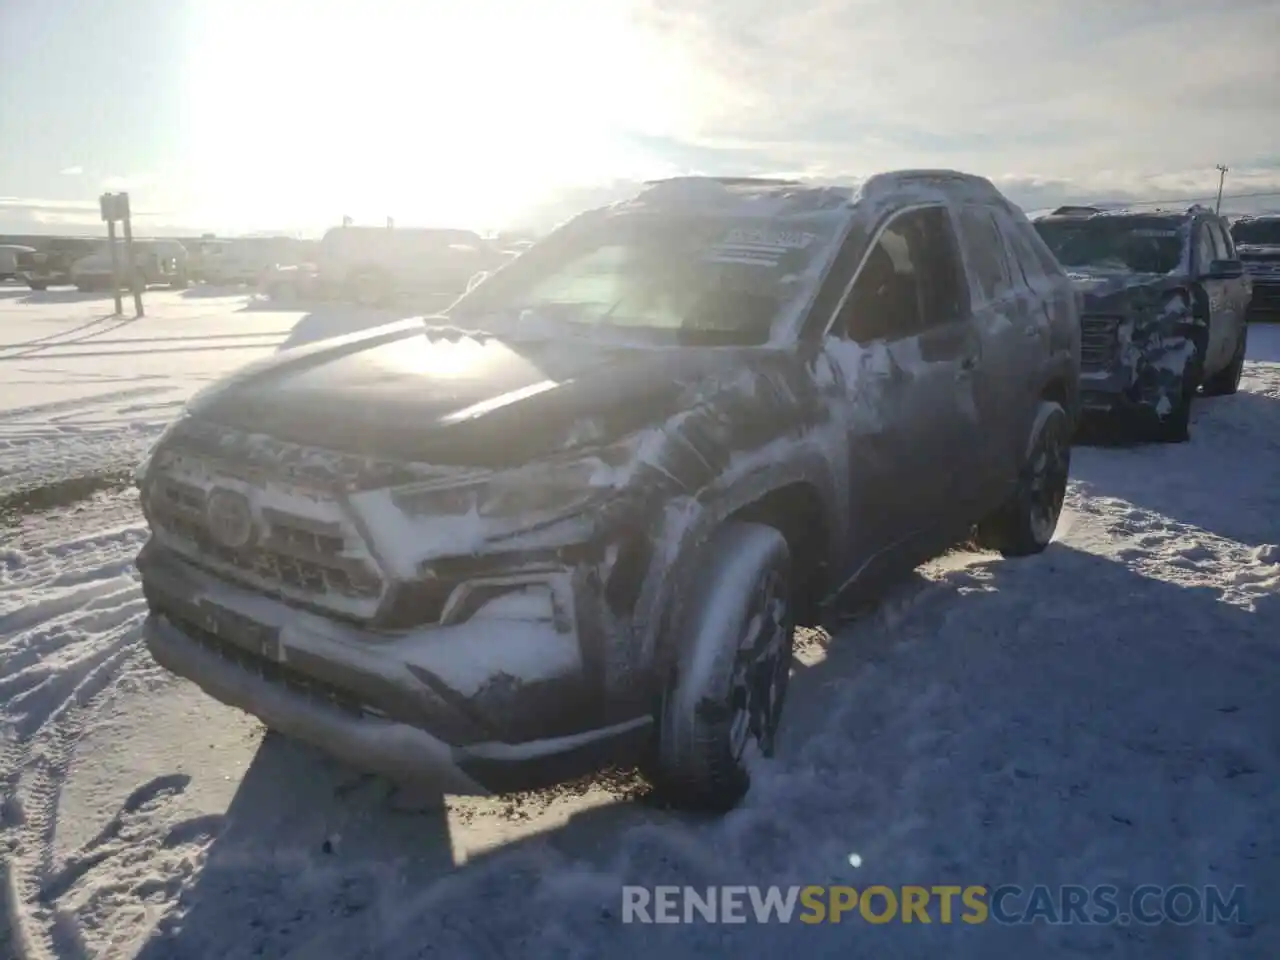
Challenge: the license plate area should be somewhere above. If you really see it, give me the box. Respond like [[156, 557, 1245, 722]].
[[197, 601, 283, 662]]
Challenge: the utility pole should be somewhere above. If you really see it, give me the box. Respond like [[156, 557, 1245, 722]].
[[1215, 164, 1229, 214]]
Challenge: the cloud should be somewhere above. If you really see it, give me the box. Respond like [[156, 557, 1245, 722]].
[[103, 173, 153, 192], [624, 0, 1280, 182], [59, 166, 84, 176], [0, 197, 183, 235]]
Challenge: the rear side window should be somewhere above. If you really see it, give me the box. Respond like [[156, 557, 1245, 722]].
[[1208, 221, 1233, 260], [992, 209, 1047, 287], [1193, 225, 1216, 274], [957, 206, 1014, 302]]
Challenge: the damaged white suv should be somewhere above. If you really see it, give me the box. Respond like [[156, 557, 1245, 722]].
[[135, 172, 1080, 810]]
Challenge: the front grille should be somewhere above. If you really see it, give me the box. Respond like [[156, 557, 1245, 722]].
[[1080, 315, 1121, 370], [146, 459, 384, 620]]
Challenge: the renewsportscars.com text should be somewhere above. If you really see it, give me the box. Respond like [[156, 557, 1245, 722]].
[[621, 884, 1246, 926]]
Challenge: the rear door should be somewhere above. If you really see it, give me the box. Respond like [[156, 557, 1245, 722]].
[[1192, 221, 1231, 372], [1207, 219, 1247, 352], [952, 204, 1046, 501]]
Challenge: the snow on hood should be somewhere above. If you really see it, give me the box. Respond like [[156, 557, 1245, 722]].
[[1064, 267, 1170, 296]]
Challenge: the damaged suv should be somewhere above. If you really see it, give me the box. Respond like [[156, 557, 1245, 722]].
[[1034, 205, 1250, 441], [136, 172, 1080, 810]]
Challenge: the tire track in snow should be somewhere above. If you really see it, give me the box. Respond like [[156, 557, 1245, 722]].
[[0, 493, 152, 960]]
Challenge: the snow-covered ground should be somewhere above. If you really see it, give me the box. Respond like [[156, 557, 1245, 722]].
[[1, 288, 1277, 959], [0, 287, 404, 496]]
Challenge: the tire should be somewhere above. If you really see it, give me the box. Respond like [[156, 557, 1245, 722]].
[[27, 281, 47, 291], [976, 400, 1071, 557], [1148, 355, 1197, 443], [1201, 324, 1247, 397], [645, 521, 796, 811], [170, 273, 189, 290]]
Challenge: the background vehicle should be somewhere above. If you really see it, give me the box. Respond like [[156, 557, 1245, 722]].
[[14, 237, 100, 289], [0, 244, 36, 281], [315, 225, 502, 307], [1033, 205, 1250, 441], [195, 236, 310, 286], [70, 239, 190, 291], [1230, 214, 1280, 321], [135, 172, 1079, 811]]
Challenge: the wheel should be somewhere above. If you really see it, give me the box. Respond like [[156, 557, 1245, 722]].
[[170, 273, 189, 290], [976, 400, 1071, 557], [1201, 324, 1247, 397], [645, 521, 796, 811], [27, 281, 47, 291], [1147, 352, 1198, 443]]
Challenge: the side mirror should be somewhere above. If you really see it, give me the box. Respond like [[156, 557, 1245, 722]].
[[1206, 259, 1245, 280], [466, 270, 490, 292]]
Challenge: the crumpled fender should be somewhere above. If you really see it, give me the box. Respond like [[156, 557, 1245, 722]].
[[1119, 289, 1204, 419]]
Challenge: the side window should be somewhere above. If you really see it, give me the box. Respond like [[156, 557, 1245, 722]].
[[1193, 224, 1216, 274], [993, 210, 1043, 287], [836, 205, 967, 344], [956, 206, 1014, 301], [1208, 221, 1233, 260]]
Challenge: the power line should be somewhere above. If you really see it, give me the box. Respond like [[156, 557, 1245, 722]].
[[1112, 188, 1280, 208]]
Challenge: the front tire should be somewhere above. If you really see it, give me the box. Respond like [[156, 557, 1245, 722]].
[[646, 521, 796, 812], [27, 281, 48, 291], [1201, 324, 1247, 397], [976, 400, 1071, 557]]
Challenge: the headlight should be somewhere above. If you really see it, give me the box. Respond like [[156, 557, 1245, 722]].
[[135, 411, 189, 486], [388, 457, 612, 531]]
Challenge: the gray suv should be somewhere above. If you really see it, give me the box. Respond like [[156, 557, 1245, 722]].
[[135, 171, 1081, 811], [1034, 205, 1250, 441]]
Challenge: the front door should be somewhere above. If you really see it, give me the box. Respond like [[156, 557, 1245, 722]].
[[822, 204, 985, 587]]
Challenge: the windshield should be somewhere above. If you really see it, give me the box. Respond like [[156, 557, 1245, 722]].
[[1034, 217, 1185, 274], [450, 214, 840, 344], [1231, 219, 1280, 246]]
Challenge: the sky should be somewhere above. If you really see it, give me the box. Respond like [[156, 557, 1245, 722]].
[[2, 0, 1279, 237]]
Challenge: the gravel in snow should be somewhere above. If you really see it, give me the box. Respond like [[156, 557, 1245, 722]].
[[0, 290, 1277, 959]]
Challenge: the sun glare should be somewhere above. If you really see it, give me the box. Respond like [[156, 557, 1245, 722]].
[[182, 0, 696, 232]]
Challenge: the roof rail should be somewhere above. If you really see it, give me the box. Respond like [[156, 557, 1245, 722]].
[[640, 176, 802, 187]]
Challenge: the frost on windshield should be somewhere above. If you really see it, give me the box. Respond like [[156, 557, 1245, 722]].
[[451, 215, 840, 344]]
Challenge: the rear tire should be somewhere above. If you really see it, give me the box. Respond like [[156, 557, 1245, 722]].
[[1201, 324, 1247, 397], [27, 281, 47, 291], [645, 522, 796, 812], [976, 401, 1071, 557]]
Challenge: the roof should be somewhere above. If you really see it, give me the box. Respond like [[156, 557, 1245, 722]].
[[608, 169, 1010, 227]]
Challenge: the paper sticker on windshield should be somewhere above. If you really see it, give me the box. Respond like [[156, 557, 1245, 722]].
[[1130, 229, 1179, 238], [706, 228, 817, 267], [721, 228, 818, 250]]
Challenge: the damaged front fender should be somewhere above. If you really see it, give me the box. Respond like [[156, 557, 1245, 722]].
[[1119, 290, 1203, 421]]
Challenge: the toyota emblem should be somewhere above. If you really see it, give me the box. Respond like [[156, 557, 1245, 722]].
[[205, 488, 255, 549]]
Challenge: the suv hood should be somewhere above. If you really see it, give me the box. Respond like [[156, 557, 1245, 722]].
[[1237, 244, 1280, 274], [1236, 243, 1280, 258], [1065, 267, 1186, 314], [187, 319, 745, 468]]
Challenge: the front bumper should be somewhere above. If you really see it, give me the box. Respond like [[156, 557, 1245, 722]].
[[137, 542, 652, 793]]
